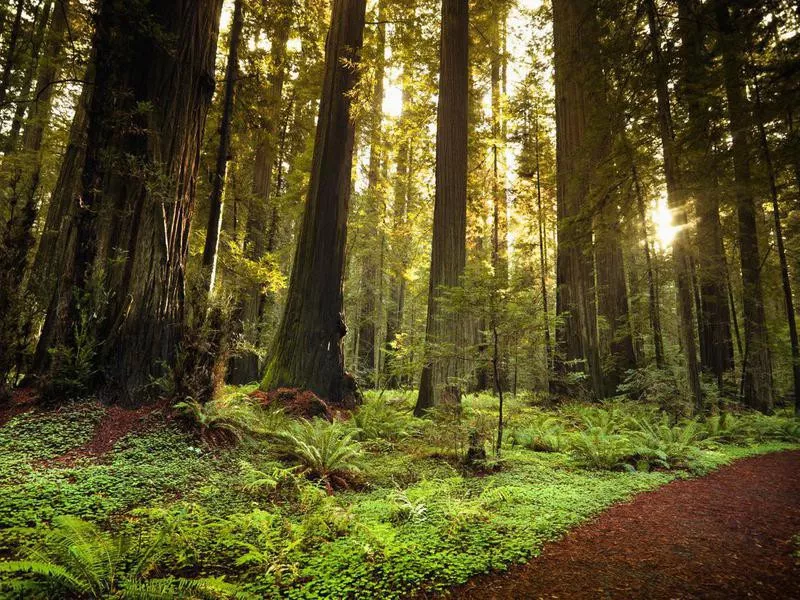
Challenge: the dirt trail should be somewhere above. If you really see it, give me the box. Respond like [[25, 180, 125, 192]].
[[449, 450, 800, 600]]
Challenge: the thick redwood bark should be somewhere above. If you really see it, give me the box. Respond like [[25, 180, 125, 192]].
[[261, 0, 367, 406], [676, 0, 734, 387], [415, 0, 469, 415], [646, 0, 703, 413], [715, 1, 773, 413], [552, 0, 603, 398], [40, 0, 224, 401], [201, 0, 244, 295]]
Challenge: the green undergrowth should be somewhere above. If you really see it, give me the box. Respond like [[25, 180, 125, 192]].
[[0, 391, 797, 599]]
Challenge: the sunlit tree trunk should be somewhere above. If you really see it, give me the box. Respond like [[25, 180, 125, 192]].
[[201, 0, 244, 295], [646, 0, 703, 413], [415, 0, 469, 415], [261, 0, 367, 406], [227, 4, 292, 384], [715, 0, 773, 413]]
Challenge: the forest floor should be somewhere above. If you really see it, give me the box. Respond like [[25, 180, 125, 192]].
[[448, 449, 800, 600], [0, 389, 798, 598]]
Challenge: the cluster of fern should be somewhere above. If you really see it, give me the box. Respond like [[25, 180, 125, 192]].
[[510, 404, 800, 472]]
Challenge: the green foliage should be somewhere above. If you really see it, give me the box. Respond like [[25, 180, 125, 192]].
[[0, 516, 244, 599], [175, 394, 285, 446], [271, 419, 363, 487], [349, 396, 416, 443], [510, 414, 566, 452]]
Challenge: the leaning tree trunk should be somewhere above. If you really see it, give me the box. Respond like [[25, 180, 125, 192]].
[[646, 0, 703, 413], [414, 0, 469, 415], [715, 0, 773, 413], [552, 0, 604, 398], [201, 0, 244, 295], [41, 0, 224, 402], [260, 0, 367, 406], [677, 0, 734, 388], [227, 4, 292, 385]]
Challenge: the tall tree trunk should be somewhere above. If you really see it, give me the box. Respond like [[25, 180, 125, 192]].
[[201, 0, 244, 295], [356, 4, 386, 385], [632, 159, 665, 368], [384, 90, 411, 388], [415, 0, 469, 415], [754, 84, 799, 414], [677, 0, 734, 387], [0, 0, 69, 390], [261, 0, 367, 406], [645, 0, 703, 413], [40, 0, 224, 402], [552, 0, 603, 398], [2, 0, 52, 155], [227, 4, 292, 384], [715, 0, 773, 413], [0, 0, 24, 128], [534, 109, 552, 378]]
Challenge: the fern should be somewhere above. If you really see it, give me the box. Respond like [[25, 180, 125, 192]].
[[0, 516, 244, 599], [270, 418, 362, 488], [174, 395, 279, 446]]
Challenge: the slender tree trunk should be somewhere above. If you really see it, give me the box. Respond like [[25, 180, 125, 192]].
[[201, 0, 244, 295], [0, 0, 69, 389], [646, 0, 703, 413], [0, 0, 24, 128], [631, 160, 665, 368], [41, 0, 224, 402], [552, 0, 604, 398], [677, 0, 734, 387], [227, 6, 292, 384], [261, 0, 367, 406], [754, 83, 799, 414], [715, 0, 773, 413], [534, 110, 552, 378], [2, 0, 52, 155], [356, 4, 386, 385], [415, 0, 469, 415]]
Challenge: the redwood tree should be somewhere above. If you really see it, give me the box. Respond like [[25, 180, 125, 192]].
[[260, 0, 367, 406], [415, 0, 469, 415], [38, 0, 225, 401]]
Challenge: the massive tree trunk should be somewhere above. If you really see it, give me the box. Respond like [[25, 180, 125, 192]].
[[552, 0, 603, 398], [356, 4, 386, 385], [715, 0, 773, 413], [261, 0, 367, 406], [201, 0, 244, 295], [677, 0, 734, 387], [227, 3, 292, 385], [39, 0, 224, 402], [0, 0, 69, 391], [646, 0, 703, 413], [414, 0, 469, 415], [534, 109, 553, 379]]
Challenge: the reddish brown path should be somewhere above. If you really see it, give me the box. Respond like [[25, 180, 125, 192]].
[[449, 450, 800, 600]]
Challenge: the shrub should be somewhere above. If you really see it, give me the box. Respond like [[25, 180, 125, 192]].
[[270, 419, 363, 489], [510, 414, 566, 453], [0, 516, 244, 599], [566, 428, 634, 470], [628, 416, 703, 470]]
